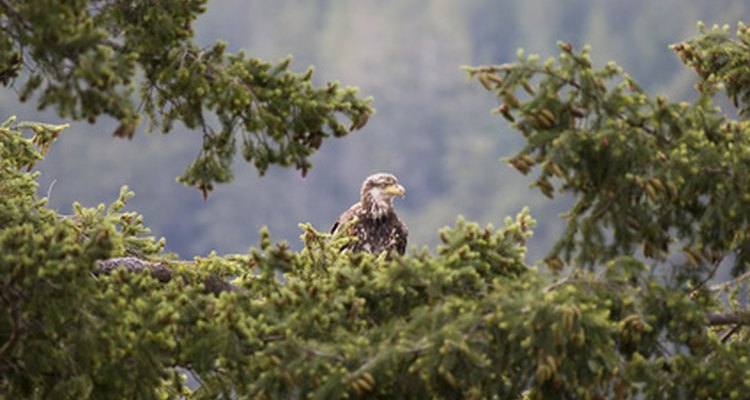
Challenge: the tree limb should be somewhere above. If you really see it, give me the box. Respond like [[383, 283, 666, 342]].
[[95, 257, 240, 295], [706, 311, 750, 326]]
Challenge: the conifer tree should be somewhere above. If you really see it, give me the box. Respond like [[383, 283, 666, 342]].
[[0, 0, 373, 196], [2, 2, 750, 398]]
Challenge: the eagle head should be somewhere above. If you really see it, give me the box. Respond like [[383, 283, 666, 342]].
[[360, 172, 405, 219]]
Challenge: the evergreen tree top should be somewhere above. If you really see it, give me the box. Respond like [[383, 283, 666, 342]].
[[3, 4, 750, 397]]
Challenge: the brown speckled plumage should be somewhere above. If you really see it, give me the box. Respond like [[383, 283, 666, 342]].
[[331, 173, 408, 255]]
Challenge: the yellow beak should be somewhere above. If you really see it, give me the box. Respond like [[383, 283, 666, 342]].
[[384, 184, 406, 198]]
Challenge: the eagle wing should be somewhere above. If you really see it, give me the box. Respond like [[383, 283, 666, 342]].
[[331, 202, 362, 235], [392, 218, 408, 255]]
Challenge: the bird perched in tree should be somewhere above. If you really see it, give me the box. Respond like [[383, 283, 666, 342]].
[[331, 172, 408, 255]]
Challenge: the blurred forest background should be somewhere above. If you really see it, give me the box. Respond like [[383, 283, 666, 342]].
[[3, 0, 747, 260]]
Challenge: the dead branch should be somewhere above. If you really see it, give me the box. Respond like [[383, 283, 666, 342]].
[[706, 311, 750, 326]]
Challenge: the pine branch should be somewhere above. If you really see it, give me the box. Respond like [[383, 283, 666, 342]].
[[95, 257, 240, 295], [706, 311, 750, 326]]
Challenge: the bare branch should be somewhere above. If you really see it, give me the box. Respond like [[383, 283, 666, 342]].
[[543, 276, 570, 293], [710, 270, 750, 292], [706, 311, 750, 326], [720, 325, 739, 343], [692, 256, 725, 292]]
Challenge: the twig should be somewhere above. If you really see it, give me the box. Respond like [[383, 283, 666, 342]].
[[493, 64, 583, 91], [719, 325, 739, 343], [0, 288, 23, 362], [45, 178, 56, 202], [348, 340, 432, 381], [692, 256, 724, 292], [543, 276, 570, 293], [710, 270, 750, 292]]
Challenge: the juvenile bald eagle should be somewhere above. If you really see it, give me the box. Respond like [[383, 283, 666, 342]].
[[331, 173, 408, 255]]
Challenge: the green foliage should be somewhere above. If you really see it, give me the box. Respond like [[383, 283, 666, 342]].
[[674, 22, 750, 116], [465, 24, 750, 280], [0, 119, 171, 397], [4, 8, 750, 399], [2, 121, 750, 399], [0, 0, 373, 195]]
